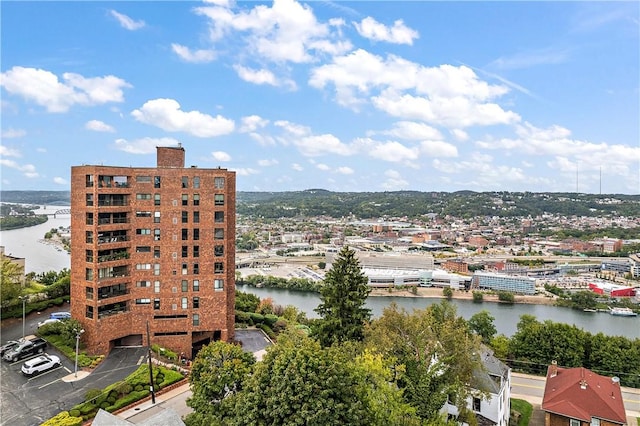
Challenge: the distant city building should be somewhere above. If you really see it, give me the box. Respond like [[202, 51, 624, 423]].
[[70, 146, 236, 358], [588, 282, 636, 298], [600, 259, 631, 275], [442, 259, 469, 274], [472, 272, 536, 295]]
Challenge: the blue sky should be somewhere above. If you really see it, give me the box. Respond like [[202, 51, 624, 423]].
[[1, 1, 638, 194]]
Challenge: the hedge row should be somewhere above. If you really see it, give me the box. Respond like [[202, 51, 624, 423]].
[[0, 296, 70, 320]]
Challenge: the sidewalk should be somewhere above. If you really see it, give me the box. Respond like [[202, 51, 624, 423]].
[[116, 381, 192, 423]]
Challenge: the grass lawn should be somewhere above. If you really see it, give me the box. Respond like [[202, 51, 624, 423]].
[[510, 398, 533, 426]]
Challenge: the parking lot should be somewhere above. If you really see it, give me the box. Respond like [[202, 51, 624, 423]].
[[1, 307, 147, 426]]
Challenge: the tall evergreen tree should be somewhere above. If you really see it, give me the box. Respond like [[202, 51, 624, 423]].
[[313, 246, 371, 347]]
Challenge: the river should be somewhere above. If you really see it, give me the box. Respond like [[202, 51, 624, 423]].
[[1, 205, 638, 339]]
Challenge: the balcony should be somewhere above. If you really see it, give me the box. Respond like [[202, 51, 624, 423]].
[[97, 250, 130, 263], [98, 302, 128, 319]]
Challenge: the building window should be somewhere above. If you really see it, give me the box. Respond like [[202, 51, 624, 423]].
[[214, 245, 224, 257], [182, 280, 188, 292], [193, 176, 200, 188], [137, 175, 151, 183], [86, 194, 94, 206], [182, 229, 188, 241], [193, 263, 199, 275], [214, 177, 225, 188], [182, 211, 188, 223], [86, 305, 94, 319], [86, 174, 94, 187], [154, 264, 160, 276], [182, 176, 189, 188], [182, 263, 188, 275], [214, 262, 224, 273], [86, 250, 94, 262], [86, 231, 93, 243], [136, 264, 152, 270], [472, 397, 481, 412], [193, 246, 200, 258], [570, 420, 580, 426], [136, 246, 151, 253], [182, 246, 188, 258], [86, 269, 94, 280], [136, 298, 151, 305], [154, 229, 161, 241], [137, 193, 151, 200], [154, 176, 161, 188], [136, 211, 151, 218], [591, 418, 600, 426], [154, 211, 161, 223], [154, 281, 160, 293], [86, 287, 94, 300], [154, 246, 160, 258], [193, 194, 200, 206], [137, 228, 151, 235], [193, 280, 200, 292], [86, 212, 94, 225], [193, 228, 200, 240], [193, 297, 200, 309], [137, 280, 150, 288], [214, 211, 224, 223], [193, 211, 200, 223], [193, 314, 200, 326], [154, 299, 160, 310], [214, 229, 224, 240], [214, 194, 224, 206], [181, 297, 188, 309], [154, 194, 161, 206], [214, 279, 224, 290], [182, 194, 188, 206]]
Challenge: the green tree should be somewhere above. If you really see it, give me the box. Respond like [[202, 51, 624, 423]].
[[443, 286, 453, 299], [313, 246, 371, 347], [570, 291, 598, 310], [467, 310, 497, 344], [0, 258, 23, 307], [185, 341, 255, 426], [365, 302, 483, 422], [232, 331, 375, 426]]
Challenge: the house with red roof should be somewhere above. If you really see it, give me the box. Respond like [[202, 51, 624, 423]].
[[541, 361, 627, 426]]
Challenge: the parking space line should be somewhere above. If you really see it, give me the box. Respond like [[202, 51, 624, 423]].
[[37, 376, 63, 389], [63, 366, 71, 373], [137, 356, 144, 365], [27, 366, 63, 382]]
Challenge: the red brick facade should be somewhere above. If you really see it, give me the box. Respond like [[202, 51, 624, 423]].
[[70, 146, 236, 359]]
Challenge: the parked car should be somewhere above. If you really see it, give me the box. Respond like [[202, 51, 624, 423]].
[[37, 318, 60, 328], [3, 338, 47, 362], [21, 355, 61, 376], [49, 312, 71, 320], [0, 340, 22, 357]]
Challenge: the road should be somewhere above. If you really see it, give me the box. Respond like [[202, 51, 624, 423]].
[[0, 306, 147, 426]]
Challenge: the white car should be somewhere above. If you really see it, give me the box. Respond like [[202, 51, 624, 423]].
[[21, 355, 61, 376], [37, 318, 60, 328]]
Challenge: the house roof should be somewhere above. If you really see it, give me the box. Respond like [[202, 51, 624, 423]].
[[541, 365, 626, 424]]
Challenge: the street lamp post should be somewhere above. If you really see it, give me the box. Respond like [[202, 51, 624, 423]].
[[18, 296, 27, 340], [74, 328, 85, 378]]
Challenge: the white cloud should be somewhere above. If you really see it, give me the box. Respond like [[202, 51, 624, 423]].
[[233, 65, 278, 86], [488, 47, 569, 70], [0, 145, 21, 157], [291, 163, 303, 171], [381, 169, 409, 190], [297, 134, 353, 156], [212, 151, 232, 162], [110, 10, 146, 30], [364, 139, 419, 163], [114, 137, 181, 154], [53, 177, 67, 185], [450, 129, 468, 141], [194, 0, 352, 64], [239, 115, 269, 132], [257, 159, 279, 166], [235, 167, 259, 176], [419, 140, 458, 157], [131, 98, 235, 137], [171, 44, 216, 63], [1, 128, 26, 138], [336, 166, 354, 174], [354, 17, 419, 45], [0, 67, 131, 113], [0, 158, 38, 178], [316, 163, 330, 171], [377, 121, 443, 141], [85, 120, 116, 133]]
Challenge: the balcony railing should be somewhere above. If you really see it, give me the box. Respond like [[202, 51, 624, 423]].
[[98, 289, 129, 300], [97, 236, 129, 244], [98, 200, 128, 207], [97, 252, 130, 263], [98, 306, 128, 319], [98, 217, 129, 225]]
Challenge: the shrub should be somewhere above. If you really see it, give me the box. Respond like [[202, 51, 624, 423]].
[[497, 291, 515, 303], [100, 401, 110, 409], [40, 411, 82, 426], [472, 291, 484, 303], [257, 323, 276, 340], [443, 287, 453, 299], [84, 388, 102, 403], [68, 409, 81, 418], [264, 314, 279, 326], [107, 396, 116, 404], [107, 389, 150, 413], [235, 310, 251, 324], [134, 384, 143, 392], [249, 312, 265, 324]]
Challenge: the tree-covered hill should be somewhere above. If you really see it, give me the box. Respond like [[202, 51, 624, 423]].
[[2, 189, 639, 219]]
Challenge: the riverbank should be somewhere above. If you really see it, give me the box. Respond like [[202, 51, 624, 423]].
[[369, 287, 559, 306]]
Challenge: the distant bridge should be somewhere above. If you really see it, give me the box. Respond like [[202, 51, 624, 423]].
[[46, 209, 71, 218]]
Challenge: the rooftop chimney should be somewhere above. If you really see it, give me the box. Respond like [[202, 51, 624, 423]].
[[580, 380, 588, 390], [550, 360, 558, 378]]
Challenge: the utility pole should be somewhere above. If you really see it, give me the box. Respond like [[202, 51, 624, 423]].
[[146, 321, 156, 404]]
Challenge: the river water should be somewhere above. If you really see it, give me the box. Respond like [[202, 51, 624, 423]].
[[1, 205, 637, 339]]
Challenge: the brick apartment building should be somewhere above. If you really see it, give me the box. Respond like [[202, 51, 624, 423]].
[[70, 146, 236, 358]]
